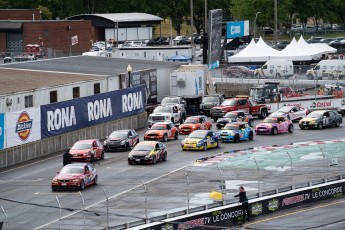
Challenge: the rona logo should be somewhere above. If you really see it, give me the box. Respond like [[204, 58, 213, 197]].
[[15, 111, 33, 141], [122, 91, 143, 112]]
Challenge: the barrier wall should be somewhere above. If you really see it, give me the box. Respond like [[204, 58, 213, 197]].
[[0, 112, 147, 169]]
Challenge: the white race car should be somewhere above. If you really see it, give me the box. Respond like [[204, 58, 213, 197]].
[[269, 105, 309, 121]]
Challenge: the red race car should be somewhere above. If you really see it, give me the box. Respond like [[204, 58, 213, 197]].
[[69, 139, 104, 162], [178, 115, 212, 135], [51, 163, 98, 191], [144, 122, 179, 142]]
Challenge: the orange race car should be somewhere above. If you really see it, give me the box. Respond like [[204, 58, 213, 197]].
[[144, 122, 179, 142], [178, 115, 212, 135]]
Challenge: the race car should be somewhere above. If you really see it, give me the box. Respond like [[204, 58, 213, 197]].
[[255, 116, 294, 135], [144, 122, 179, 142], [299, 110, 343, 129], [51, 163, 97, 191], [103, 129, 139, 151], [69, 139, 104, 162], [269, 105, 309, 121], [181, 130, 220, 151], [128, 141, 167, 165], [216, 110, 254, 129], [178, 115, 212, 135], [219, 122, 254, 143]]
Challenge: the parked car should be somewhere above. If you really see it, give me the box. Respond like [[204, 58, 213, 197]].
[[173, 36, 189, 45], [325, 82, 345, 90], [51, 163, 98, 191], [103, 129, 139, 152], [199, 94, 224, 115], [178, 115, 212, 135], [269, 106, 309, 121], [128, 141, 167, 165], [264, 27, 274, 35], [223, 65, 254, 78], [255, 116, 294, 135], [219, 122, 254, 143], [144, 122, 179, 141], [273, 40, 290, 50], [122, 41, 144, 47], [181, 130, 220, 151], [307, 37, 324, 43], [319, 38, 335, 43], [299, 110, 342, 129], [217, 110, 254, 129], [69, 139, 104, 162], [146, 37, 169, 46]]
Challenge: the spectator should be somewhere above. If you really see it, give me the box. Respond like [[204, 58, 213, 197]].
[[234, 186, 250, 221]]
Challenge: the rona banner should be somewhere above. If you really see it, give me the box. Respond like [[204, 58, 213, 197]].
[[0, 113, 4, 150], [41, 85, 146, 138]]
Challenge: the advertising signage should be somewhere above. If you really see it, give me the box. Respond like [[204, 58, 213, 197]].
[[208, 9, 223, 70], [226, 20, 250, 38], [41, 85, 146, 138]]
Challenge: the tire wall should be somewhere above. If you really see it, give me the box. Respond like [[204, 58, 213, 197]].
[[0, 112, 147, 169]]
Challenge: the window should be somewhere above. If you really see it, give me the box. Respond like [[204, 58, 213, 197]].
[[94, 83, 100, 94], [50, 90, 57, 103], [24, 95, 33, 108], [73, 87, 80, 98]]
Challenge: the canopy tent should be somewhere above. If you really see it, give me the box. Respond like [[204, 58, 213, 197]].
[[227, 39, 271, 63], [271, 37, 313, 61], [256, 37, 280, 56], [167, 54, 192, 62], [298, 36, 337, 55], [297, 36, 324, 58]]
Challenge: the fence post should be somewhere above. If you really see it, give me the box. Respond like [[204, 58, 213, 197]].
[[1, 205, 8, 230], [286, 151, 293, 186], [142, 180, 149, 223], [184, 172, 190, 214], [102, 187, 109, 229], [79, 191, 86, 230], [217, 166, 225, 205], [55, 196, 62, 230], [253, 158, 261, 197]]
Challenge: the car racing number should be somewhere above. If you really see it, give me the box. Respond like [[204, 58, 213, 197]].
[[323, 117, 329, 125]]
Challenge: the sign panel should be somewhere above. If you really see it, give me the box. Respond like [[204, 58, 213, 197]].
[[226, 20, 250, 38], [41, 85, 145, 138], [5, 107, 41, 148], [208, 9, 223, 70], [0, 113, 4, 150], [120, 69, 157, 107]]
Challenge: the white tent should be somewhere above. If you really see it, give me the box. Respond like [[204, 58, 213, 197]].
[[297, 36, 324, 58], [298, 36, 337, 55], [271, 37, 313, 61], [228, 39, 274, 63], [256, 37, 280, 56]]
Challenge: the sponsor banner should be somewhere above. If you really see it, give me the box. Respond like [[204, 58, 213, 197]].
[[41, 85, 145, 138], [208, 9, 223, 70], [0, 113, 4, 150], [226, 20, 250, 38], [120, 69, 157, 107], [5, 107, 41, 148]]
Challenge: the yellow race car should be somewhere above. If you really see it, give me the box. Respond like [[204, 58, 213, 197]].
[[181, 130, 220, 151]]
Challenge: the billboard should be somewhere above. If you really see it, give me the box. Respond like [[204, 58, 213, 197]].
[[41, 85, 146, 138], [0, 113, 4, 150], [120, 68, 157, 108], [208, 9, 223, 70], [5, 108, 41, 148], [226, 20, 250, 38]]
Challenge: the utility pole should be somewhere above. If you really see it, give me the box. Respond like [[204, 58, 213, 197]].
[[274, 0, 278, 45]]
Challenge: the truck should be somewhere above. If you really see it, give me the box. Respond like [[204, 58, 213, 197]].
[[306, 59, 345, 80], [160, 96, 187, 121], [148, 105, 185, 127], [199, 94, 225, 115], [209, 95, 269, 122], [254, 59, 294, 79]]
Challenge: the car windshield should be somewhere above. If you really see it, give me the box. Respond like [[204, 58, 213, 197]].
[[307, 112, 323, 119], [72, 143, 92, 150], [132, 144, 154, 151], [60, 166, 84, 174], [277, 106, 293, 113], [224, 125, 240, 130], [202, 97, 218, 103], [224, 113, 237, 118], [153, 107, 171, 113], [188, 131, 206, 139], [151, 124, 167, 130], [161, 98, 179, 104], [184, 118, 199, 124], [263, 118, 279, 123], [109, 132, 127, 138], [221, 99, 236, 106]]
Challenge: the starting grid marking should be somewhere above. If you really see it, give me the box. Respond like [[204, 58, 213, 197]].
[[193, 138, 345, 167]]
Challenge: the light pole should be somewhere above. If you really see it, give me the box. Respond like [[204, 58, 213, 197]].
[[254, 12, 261, 39], [127, 64, 132, 88]]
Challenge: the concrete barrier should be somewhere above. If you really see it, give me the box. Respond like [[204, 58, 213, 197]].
[[0, 112, 147, 169]]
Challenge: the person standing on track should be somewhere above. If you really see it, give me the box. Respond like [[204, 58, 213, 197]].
[[234, 186, 250, 221], [63, 149, 73, 166]]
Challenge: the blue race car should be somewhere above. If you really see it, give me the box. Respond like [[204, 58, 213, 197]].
[[219, 122, 254, 143], [181, 130, 220, 151]]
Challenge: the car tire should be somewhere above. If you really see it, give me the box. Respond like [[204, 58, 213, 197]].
[[249, 119, 254, 127], [80, 180, 85, 190], [174, 131, 179, 140], [317, 122, 323, 129], [249, 131, 254, 140], [258, 109, 268, 119], [234, 134, 240, 143], [52, 187, 56, 191], [203, 143, 207, 151], [162, 152, 167, 161], [100, 151, 104, 160], [152, 156, 157, 164], [125, 143, 130, 151], [335, 120, 341, 127], [163, 134, 168, 142], [300, 126, 305, 130], [288, 125, 294, 133], [93, 175, 98, 185], [272, 127, 278, 135]]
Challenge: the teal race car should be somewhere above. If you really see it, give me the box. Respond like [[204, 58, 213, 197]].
[[219, 122, 254, 143]]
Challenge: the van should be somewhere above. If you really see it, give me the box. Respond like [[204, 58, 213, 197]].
[[306, 59, 345, 80], [254, 60, 294, 79], [122, 41, 144, 47]]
